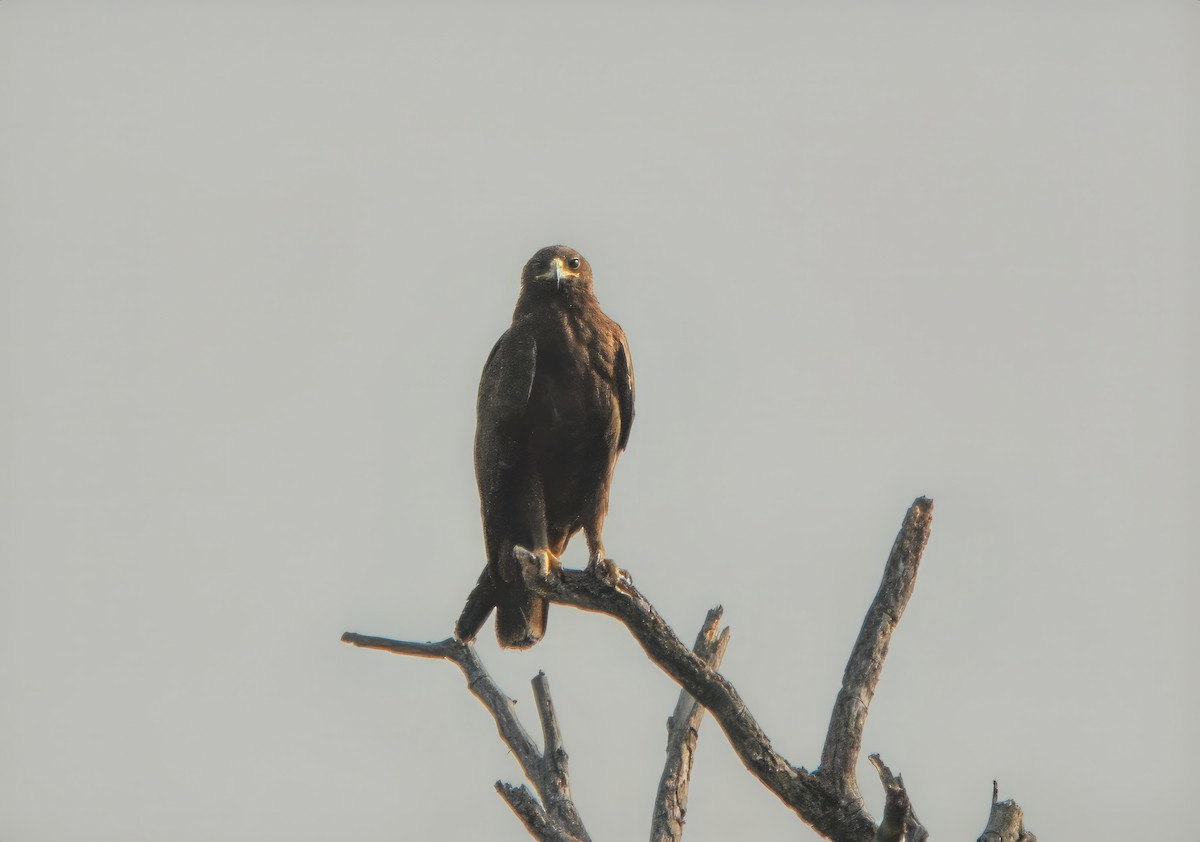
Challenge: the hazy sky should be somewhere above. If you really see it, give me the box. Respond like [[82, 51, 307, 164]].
[[2, 3, 1196, 840]]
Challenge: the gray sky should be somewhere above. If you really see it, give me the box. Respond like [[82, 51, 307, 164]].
[[1, 2, 1196, 840]]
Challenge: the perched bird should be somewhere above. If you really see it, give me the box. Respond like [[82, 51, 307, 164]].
[[455, 245, 635, 648]]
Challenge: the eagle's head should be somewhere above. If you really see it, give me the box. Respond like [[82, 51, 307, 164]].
[[520, 245, 594, 296]]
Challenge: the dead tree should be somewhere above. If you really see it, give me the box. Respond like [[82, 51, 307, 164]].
[[342, 497, 1036, 841]]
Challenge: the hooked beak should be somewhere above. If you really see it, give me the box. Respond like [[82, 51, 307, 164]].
[[537, 257, 566, 291]]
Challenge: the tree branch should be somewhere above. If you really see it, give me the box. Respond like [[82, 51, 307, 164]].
[[650, 607, 731, 842], [531, 672, 588, 839], [338, 633, 589, 841], [820, 497, 935, 802]]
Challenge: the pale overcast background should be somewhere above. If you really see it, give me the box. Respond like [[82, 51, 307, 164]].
[[2, 3, 1196, 840]]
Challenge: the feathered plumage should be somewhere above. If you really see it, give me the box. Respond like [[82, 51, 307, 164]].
[[456, 245, 634, 648]]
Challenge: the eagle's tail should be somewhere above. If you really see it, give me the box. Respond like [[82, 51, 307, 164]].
[[495, 582, 548, 649], [454, 566, 497, 643]]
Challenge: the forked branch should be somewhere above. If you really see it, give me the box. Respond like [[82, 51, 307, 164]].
[[337, 634, 589, 841]]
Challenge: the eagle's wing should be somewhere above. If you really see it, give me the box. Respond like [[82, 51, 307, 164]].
[[474, 324, 547, 648], [615, 330, 635, 452], [475, 325, 537, 527], [477, 325, 537, 429]]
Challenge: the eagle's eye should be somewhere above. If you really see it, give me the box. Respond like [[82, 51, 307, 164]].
[[567, 257, 581, 270]]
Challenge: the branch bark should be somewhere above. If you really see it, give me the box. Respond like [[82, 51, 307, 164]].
[[869, 754, 928, 842], [650, 606, 731, 842], [978, 781, 1037, 842], [496, 783, 584, 842], [821, 497, 935, 805], [531, 672, 587, 836]]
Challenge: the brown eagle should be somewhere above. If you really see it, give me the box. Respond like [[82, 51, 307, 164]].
[[455, 245, 635, 648]]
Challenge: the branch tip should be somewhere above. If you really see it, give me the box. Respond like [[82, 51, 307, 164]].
[[979, 784, 1036, 842]]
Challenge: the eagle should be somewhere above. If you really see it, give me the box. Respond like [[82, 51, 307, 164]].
[[454, 245, 635, 648]]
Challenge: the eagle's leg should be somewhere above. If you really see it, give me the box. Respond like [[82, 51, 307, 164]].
[[583, 522, 629, 586], [584, 541, 607, 572], [509, 472, 560, 579], [580, 476, 609, 574]]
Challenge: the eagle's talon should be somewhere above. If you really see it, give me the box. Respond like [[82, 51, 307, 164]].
[[587, 557, 629, 587], [612, 564, 632, 589]]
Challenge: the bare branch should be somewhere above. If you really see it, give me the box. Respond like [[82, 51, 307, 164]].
[[651, 612, 731, 838], [821, 497, 935, 802], [869, 754, 928, 842], [337, 633, 460, 660], [651, 607, 731, 842], [978, 782, 1037, 842], [340, 633, 543, 775], [533, 672, 565, 760], [339, 633, 588, 840], [531, 672, 589, 840]]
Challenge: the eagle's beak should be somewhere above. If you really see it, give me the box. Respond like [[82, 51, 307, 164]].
[[535, 257, 567, 290]]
